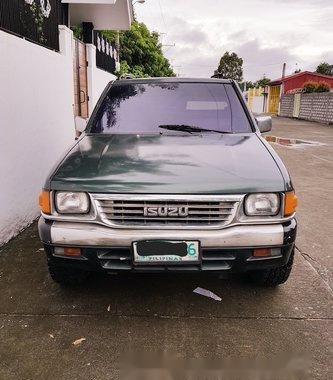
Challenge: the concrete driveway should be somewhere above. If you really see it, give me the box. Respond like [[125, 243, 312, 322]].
[[0, 117, 332, 379]]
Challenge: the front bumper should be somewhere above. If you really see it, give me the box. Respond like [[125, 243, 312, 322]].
[[38, 217, 297, 274]]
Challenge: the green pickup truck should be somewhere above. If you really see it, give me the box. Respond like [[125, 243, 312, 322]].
[[38, 78, 297, 287]]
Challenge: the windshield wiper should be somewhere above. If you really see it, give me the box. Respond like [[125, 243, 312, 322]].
[[158, 124, 232, 134]]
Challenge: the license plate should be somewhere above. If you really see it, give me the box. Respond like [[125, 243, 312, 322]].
[[133, 240, 200, 265]]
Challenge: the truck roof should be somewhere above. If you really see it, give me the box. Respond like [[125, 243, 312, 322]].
[[113, 77, 233, 85]]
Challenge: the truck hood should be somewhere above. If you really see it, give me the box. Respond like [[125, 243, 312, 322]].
[[49, 133, 285, 194]]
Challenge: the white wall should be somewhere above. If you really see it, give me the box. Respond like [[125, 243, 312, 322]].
[[69, 0, 133, 30], [0, 26, 75, 245], [86, 44, 116, 114], [252, 96, 265, 114]]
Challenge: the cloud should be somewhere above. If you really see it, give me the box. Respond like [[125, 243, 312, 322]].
[[234, 40, 299, 81], [265, 0, 332, 4], [321, 51, 333, 63], [136, 0, 333, 80], [176, 28, 209, 45], [162, 16, 211, 47]]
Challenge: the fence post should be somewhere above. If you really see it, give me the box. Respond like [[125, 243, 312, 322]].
[[86, 43, 97, 114], [293, 94, 301, 118], [58, 25, 72, 57], [82, 22, 94, 44]]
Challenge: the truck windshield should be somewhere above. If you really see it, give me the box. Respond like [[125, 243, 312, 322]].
[[89, 82, 252, 134]]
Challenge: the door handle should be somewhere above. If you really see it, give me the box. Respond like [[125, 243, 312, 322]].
[[80, 90, 86, 104]]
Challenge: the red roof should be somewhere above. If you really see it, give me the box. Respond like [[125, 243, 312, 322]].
[[268, 71, 333, 86]]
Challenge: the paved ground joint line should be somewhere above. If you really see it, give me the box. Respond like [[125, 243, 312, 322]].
[[0, 312, 332, 322]]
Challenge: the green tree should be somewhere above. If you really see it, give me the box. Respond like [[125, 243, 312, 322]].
[[315, 82, 330, 92], [103, 22, 175, 78], [239, 81, 255, 91], [213, 52, 243, 81], [303, 81, 317, 93], [255, 75, 271, 87], [316, 62, 333, 76]]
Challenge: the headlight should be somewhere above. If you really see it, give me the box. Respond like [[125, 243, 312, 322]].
[[55, 192, 90, 214], [245, 193, 280, 216]]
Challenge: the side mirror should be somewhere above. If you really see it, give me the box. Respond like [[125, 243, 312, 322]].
[[256, 116, 272, 133], [74, 116, 87, 138]]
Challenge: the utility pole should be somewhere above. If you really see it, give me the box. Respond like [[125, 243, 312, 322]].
[[115, 30, 120, 52], [282, 62, 286, 78], [278, 63, 287, 116], [115, 30, 120, 64]]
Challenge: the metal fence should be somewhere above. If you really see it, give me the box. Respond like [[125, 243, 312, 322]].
[[0, 0, 62, 51], [94, 31, 118, 74]]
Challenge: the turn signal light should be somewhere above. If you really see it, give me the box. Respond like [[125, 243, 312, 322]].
[[253, 248, 271, 257], [284, 191, 298, 216], [38, 190, 51, 214], [64, 247, 82, 257], [252, 248, 281, 258]]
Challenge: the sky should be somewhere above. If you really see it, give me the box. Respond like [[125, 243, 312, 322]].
[[135, 0, 333, 81]]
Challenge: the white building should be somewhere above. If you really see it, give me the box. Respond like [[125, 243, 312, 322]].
[[0, 0, 133, 245]]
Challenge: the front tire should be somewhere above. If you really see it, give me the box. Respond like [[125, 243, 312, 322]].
[[48, 263, 89, 286], [245, 248, 295, 287]]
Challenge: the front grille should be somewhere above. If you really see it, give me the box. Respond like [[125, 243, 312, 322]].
[[92, 195, 240, 229], [96, 248, 241, 272]]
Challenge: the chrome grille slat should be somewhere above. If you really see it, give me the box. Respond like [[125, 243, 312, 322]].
[[103, 216, 231, 221], [188, 210, 233, 215], [104, 209, 144, 214], [100, 200, 236, 209], [104, 206, 232, 210], [93, 196, 240, 229], [104, 211, 233, 216]]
